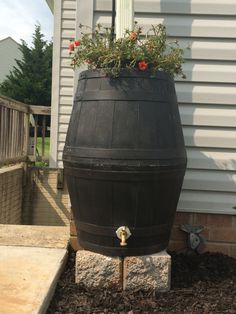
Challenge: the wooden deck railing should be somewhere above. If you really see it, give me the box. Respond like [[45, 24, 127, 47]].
[[0, 95, 51, 166]]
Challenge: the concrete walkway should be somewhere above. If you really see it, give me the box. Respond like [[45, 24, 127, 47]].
[[0, 225, 69, 314]]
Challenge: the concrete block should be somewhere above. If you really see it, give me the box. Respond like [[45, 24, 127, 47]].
[[123, 251, 171, 292], [76, 250, 122, 290]]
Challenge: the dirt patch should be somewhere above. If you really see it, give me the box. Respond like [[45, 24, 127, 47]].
[[47, 249, 236, 314]]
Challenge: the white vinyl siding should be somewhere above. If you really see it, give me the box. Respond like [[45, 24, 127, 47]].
[[0, 38, 22, 83], [50, 0, 76, 168], [51, 0, 236, 215]]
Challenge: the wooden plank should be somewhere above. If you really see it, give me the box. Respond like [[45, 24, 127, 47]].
[[34, 115, 38, 161], [2, 107, 6, 160], [0, 96, 38, 164], [0, 106, 2, 160], [0, 96, 29, 113], [0, 156, 28, 167], [29, 106, 51, 115], [10, 109, 14, 159], [23, 113, 30, 157], [15, 111, 20, 157], [3, 107, 7, 160], [42, 116, 46, 159]]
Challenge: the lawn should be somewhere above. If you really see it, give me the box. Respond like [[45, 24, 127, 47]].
[[36, 137, 50, 159]]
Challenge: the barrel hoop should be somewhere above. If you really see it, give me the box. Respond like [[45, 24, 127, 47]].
[[77, 221, 172, 237], [75, 91, 173, 102], [79, 69, 173, 81], [65, 166, 186, 181], [79, 239, 168, 256], [64, 147, 187, 160]]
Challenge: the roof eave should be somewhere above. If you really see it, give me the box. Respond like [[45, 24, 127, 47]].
[[45, 0, 54, 14]]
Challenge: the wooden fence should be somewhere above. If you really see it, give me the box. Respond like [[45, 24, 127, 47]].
[[0, 95, 51, 166]]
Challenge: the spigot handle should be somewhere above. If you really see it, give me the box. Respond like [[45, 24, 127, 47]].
[[116, 226, 131, 247], [120, 229, 127, 246]]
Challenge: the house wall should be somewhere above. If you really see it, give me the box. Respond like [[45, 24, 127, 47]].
[[0, 164, 23, 224], [70, 212, 236, 258], [50, 0, 77, 168], [50, 0, 236, 216], [169, 212, 236, 258], [0, 37, 22, 83]]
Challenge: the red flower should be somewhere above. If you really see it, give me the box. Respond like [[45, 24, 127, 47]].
[[129, 31, 138, 40], [138, 61, 148, 71], [74, 40, 81, 46], [69, 42, 74, 51]]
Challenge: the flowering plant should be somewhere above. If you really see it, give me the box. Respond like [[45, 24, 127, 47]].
[[69, 23, 186, 78]]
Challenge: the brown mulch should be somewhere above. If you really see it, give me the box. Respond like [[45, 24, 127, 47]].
[[47, 248, 236, 314]]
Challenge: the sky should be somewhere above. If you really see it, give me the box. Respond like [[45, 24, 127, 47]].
[[0, 0, 53, 46]]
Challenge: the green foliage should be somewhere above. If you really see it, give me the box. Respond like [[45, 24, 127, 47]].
[[69, 23, 186, 78], [37, 137, 50, 158], [0, 25, 52, 106], [34, 161, 49, 167]]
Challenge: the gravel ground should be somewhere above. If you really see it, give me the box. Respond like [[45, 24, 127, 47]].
[[47, 248, 236, 314]]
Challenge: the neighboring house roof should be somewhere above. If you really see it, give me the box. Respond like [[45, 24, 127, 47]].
[[0, 37, 22, 84], [46, 0, 54, 13], [0, 36, 20, 45]]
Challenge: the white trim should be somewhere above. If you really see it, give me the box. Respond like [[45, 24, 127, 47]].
[[49, 0, 62, 168], [116, 0, 134, 38]]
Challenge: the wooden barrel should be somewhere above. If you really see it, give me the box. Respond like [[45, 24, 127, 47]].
[[63, 69, 187, 256]]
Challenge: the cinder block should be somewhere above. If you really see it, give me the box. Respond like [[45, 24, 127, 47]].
[[70, 236, 83, 251], [123, 251, 171, 292], [75, 250, 123, 290]]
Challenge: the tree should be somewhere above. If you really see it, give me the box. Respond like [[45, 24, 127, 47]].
[[0, 25, 52, 106]]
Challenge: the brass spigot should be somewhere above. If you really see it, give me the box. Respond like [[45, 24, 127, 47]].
[[116, 226, 131, 246], [120, 228, 128, 246]]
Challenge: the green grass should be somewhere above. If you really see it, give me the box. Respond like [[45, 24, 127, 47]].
[[37, 137, 50, 159]]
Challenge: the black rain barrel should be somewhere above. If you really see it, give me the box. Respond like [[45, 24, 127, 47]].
[[63, 69, 187, 256]]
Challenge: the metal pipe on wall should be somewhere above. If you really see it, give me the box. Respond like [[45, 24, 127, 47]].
[[116, 0, 134, 39]]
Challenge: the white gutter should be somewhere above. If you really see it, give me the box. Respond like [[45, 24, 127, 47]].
[[116, 0, 134, 39]]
